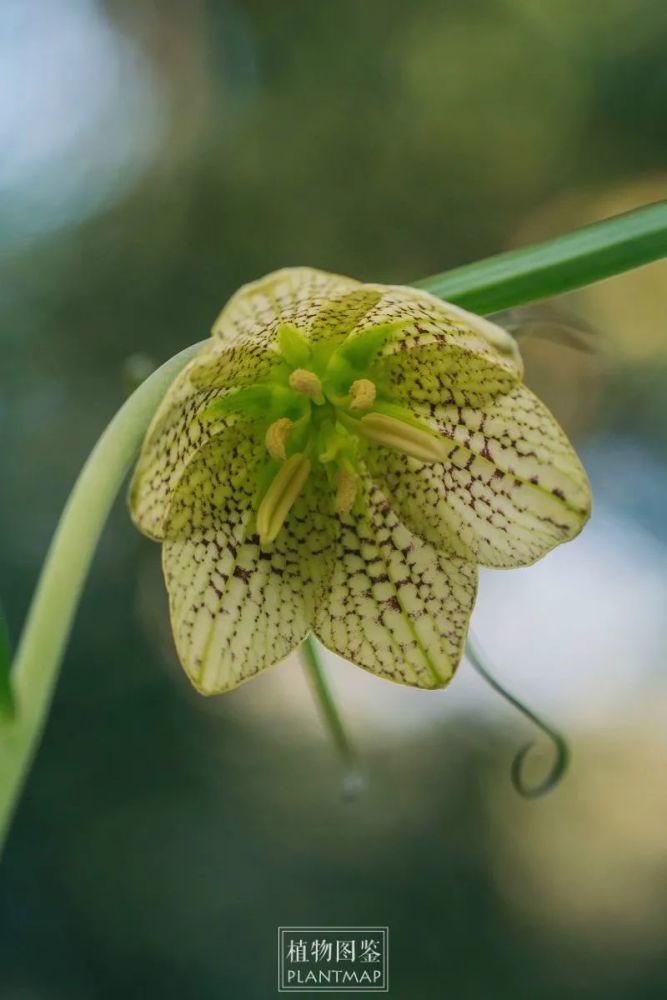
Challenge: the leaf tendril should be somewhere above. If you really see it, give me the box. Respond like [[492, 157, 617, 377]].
[[465, 634, 569, 798]]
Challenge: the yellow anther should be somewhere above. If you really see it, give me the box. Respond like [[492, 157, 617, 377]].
[[349, 378, 376, 411], [288, 368, 324, 405], [264, 417, 293, 461], [256, 453, 311, 545], [335, 468, 358, 516], [358, 412, 454, 464]]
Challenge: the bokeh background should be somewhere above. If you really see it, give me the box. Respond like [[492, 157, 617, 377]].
[[1, 1, 667, 997]]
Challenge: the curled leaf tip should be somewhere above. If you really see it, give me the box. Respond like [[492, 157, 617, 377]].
[[466, 634, 570, 799], [510, 733, 570, 799]]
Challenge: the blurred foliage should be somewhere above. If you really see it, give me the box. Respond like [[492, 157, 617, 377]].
[[1, 0, 667, 997]]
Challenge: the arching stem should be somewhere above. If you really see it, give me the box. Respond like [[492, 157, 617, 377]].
[[0, 341, 206, 854]]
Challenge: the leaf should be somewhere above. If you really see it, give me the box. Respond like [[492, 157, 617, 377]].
[[0, 604, 15, 722], [416, 200, 667, 314]]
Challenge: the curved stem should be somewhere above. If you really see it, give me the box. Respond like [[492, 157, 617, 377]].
[[465, 634, 569, 798], [300, 636, 363, 797], [0, 341, 206, 853]]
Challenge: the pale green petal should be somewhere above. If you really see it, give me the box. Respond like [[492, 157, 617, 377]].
[[309, 286, 385, 344], [162, 436, 335, 694], [128, 345, 238, 541], [315, 474, 477, 688], [212, 267, 363, 348], [191, 267, 370, 390], [368, 384, 591, 568], [346, 284, 524, 406], [193, 271, 522, 399]]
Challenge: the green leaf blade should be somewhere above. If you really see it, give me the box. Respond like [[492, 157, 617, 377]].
[[416, 200, 667, 314], [0, 605, 15, 722]]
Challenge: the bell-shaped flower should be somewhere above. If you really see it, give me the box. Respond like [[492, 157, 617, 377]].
[[129, 268, 591, 694]]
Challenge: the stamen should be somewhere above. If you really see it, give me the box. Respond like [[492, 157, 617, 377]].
[[265, 417, 293, 461], [256, 453, 311, 545], [349, 379, 376, 411], [335, 468, 358, 516], [358, 412, 454, 463], [289, 368, 324, 405]]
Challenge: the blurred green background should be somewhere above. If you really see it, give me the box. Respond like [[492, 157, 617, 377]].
[[2, 0, 667, 997]]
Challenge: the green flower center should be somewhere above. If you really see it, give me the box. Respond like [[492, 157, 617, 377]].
[[204, 322, 452, 544]]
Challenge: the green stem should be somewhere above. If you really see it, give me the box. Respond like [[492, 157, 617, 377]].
[[0, 341, 206, 853], [417, 200, 667, 314], [301, 636, 361, 792]]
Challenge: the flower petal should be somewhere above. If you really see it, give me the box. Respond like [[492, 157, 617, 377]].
[[345, 284, 524, 406], [315, 475, 477, 688], [191, 267, 375, 390], [212, 267, 363, 348], [162, 435, 335, 694], [128, 346, 238, 541], [129, 269, 394, 541], [368, 384, 591, 568]]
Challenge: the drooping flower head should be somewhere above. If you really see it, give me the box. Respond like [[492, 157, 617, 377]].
[[130, 268, 591, 694]]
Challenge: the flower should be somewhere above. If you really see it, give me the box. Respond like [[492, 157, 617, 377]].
[[129, 268, 591, 694]]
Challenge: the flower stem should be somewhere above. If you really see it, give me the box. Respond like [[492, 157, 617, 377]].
[[0, 341, 206, 854]]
